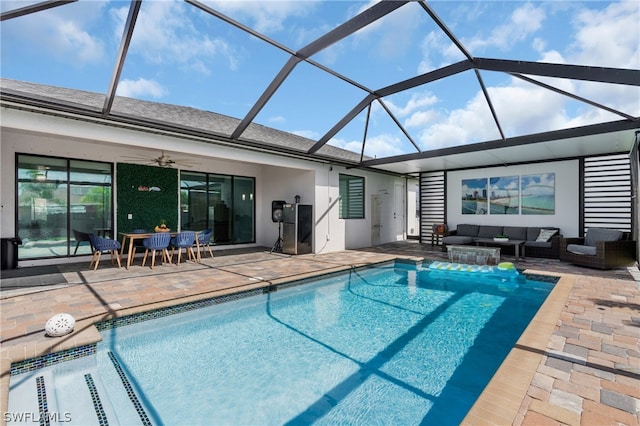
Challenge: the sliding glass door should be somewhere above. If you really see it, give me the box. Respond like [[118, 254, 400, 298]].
[[180, 171, 254, 244], [17, 155, 113, 260]]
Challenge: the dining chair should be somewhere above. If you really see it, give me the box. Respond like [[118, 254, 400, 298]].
[[128, 229, 148, 263], [142, 232, 172, 269], [196, 229, 215, 260], [88, 234, 122, 271], [170, 231, 197, 265], [72, 229, 93, 255]]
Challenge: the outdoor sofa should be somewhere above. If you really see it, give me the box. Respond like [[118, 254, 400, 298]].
[[441, 224, 562, 259]]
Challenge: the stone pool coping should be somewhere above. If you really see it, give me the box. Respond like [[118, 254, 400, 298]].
[[463, 270, 575, 425]]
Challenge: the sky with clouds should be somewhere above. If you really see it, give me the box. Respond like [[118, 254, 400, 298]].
[[1, 0, 638, 160]]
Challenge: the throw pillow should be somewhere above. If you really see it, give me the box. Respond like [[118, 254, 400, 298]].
[[536, 228, 558, 242]]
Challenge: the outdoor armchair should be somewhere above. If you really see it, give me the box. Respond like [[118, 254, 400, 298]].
[[88, 234, 122, 271], [73, 229, 93, 255], [196, 229, 215, 260], [142, 232, 172, 269], [170, 231, 196, 265], [560, 228, 636, 269], [128, 229, 148, 264]]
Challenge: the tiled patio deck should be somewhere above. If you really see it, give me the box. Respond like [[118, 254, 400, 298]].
[[1, 242, 638, 425]]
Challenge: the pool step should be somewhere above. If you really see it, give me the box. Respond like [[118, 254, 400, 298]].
[[8, 371, 112, 424], [7, 355, 145, 425]]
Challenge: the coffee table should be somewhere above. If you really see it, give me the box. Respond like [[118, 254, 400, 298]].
[[474, 238, 526, 261]]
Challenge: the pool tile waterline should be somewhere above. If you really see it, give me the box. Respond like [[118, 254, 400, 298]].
[[10, 344, 96, 375]]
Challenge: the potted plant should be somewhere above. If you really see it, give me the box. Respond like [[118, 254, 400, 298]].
[[493, 234, 509, 242]]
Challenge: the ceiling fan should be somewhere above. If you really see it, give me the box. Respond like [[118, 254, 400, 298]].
[[120, 151, 198, 168]]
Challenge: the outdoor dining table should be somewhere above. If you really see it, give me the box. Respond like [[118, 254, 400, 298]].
[[119, 231, 200, 269]]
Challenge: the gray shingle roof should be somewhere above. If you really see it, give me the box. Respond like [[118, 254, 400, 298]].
[[1, 78, 369, 165]]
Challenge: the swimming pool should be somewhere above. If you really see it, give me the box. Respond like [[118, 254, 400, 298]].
[[9, 261, 555, 425]]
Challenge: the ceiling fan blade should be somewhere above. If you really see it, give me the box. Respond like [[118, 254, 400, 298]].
[[120, 151, 199, 168], [120, 155, 152, 161]]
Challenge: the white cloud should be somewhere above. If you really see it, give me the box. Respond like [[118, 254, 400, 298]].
[[386, 92, 439, 117], [329, 134, 405, 159], [269, 115, 287, 124], [423, 30, 467, 71], [486, 81, 569, 135], [55, 20, 105, 64], [117, 78, 168, 99], [568, 0, 639, 69], [531, 37, 546, 54], [3, 1, 107, 65], [207, 0, 315, 34], [291, 129, 318, 140], [328, 136, 363, 155], [564, 0, 640, 115], [353, 2, 424, 60], [465, 3, 546, 53], [362, 134, 406, 158], [404, 110, 441, 128], [111, 0, 238, 75]]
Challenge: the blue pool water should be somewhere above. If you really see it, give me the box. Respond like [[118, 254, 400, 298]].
[[93, 262, 553, 425]]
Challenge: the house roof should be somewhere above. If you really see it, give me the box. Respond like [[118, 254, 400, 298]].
[[1, 77, 369, 167], [1, 1, 639, 176]]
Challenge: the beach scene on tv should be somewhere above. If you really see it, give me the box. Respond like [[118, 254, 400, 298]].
[[521, 173, 555, 215]]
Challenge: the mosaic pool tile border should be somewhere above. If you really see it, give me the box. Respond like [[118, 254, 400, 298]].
[[273, 261, 396, 291], [85, 373, 109, 426], [10, 344, 97, 376], [95, 287, 265, 331], [521, 272, 560, 283], [395, 257, 422, 265], [107, 351, 152, 426], [36, 375, 50, 426]]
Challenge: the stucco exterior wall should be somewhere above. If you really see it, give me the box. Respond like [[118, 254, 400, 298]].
[[1, 107, 405, 265], [446, 160, 580, 238]]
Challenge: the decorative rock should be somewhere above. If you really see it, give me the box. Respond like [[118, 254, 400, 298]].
[[45, 313, 76, 337]]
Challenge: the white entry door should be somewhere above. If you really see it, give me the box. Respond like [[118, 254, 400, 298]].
[[371, 194, 381, 246], [393, 182, 405, 240]]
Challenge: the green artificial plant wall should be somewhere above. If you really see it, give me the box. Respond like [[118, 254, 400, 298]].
[[116, 163, 179, 234]]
